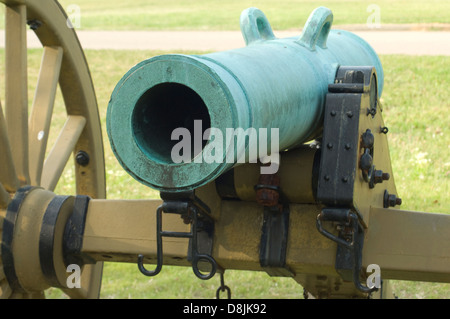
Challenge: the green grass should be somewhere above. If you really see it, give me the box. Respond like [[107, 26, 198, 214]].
[[61, 0, 450, 30], [380, 55, 450, 214], [38, 50, 449, 299], [2, 0, 449, 30]]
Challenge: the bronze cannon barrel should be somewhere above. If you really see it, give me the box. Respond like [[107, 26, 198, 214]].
[[107, 7, 383, 192]]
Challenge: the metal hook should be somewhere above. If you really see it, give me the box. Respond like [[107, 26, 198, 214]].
[[137, 253, 162, 277], [316, 209, 377, 294], [316, 210, 355, 248], [137, 202, 217, 280], [192, 254, 217, 280], [190, 205, 217, 280], [137, 206, 163, 276]]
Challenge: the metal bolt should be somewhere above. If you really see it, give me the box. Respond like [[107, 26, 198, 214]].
[[27, 19, 42, 30], [324, 175, 330, 181], [383, 190, 402, 208], [330, 110, 337, 117], [76, 151, 90, 166], [373, 170, 390, 184], [327, 143, 333, 149], [361, 129, 374, 149], [344, 143, 351, 150], [367, 108, 376, 117], [342, 176, 348, 183], [346, 111, 353, 118], [359, 151, 373, 171]]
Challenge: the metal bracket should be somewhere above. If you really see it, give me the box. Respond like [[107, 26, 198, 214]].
[[315, 66, 385, 294], [316, 208, 376, 293], [256, 174, 294, 277], [259, 204, 293, 277], [137, 191, 217, 280], [317, 65, 381, 208], [63, 195, 97, 266]]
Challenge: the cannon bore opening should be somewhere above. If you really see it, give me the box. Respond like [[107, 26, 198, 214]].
[[132, 83, 211, 164]]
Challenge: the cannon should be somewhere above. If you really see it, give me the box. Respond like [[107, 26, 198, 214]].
[[0, 1, 449, 299], [107, 7, 384, 192]]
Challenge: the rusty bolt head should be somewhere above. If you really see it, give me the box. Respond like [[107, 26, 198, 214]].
[[255, 174, 280, 207], [384, 190, 402, 208], [255, 188, 280, 206], [374, 170, 390, 184]]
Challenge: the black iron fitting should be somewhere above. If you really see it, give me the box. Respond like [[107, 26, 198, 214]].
[[137, 191, 217, 280], [255, 173, 294, 277], [316, 66, 383, 295], [316, 208, 377, 294]]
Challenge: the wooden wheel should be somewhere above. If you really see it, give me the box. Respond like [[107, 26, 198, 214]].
[[0, 0, 106, 298]]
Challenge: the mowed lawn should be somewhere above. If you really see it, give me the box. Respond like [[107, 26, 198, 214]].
[[1, 0, 449, 30], [19, 48, 444, 299], [59, 0, 450, 30]]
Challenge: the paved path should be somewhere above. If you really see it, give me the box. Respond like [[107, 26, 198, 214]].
[[3, 30, 450, 55]]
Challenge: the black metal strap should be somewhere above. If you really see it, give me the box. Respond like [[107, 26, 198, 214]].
[[315, 66, 380, 294], [63, 195, 96, 266], [259, 204, 293, 277], [256, 173, 294, 277], [1, 186, 35, 293], [39, 195, 74, 288]]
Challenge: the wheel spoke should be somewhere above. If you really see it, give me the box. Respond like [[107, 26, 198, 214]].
[[0, 100, 19, 192], [29, 46, 64, 186], [5, 4, 30, 185], [41, 115, 86, 191], [0, 183, 10, 209]]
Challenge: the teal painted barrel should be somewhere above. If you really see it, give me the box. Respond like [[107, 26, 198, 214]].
[[107, 7, 384, 192]]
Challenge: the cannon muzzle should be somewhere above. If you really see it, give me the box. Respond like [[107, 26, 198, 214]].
[[107, 7, 383, 192]]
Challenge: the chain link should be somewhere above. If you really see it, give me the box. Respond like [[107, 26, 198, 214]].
[[215, 272, 231, 299]]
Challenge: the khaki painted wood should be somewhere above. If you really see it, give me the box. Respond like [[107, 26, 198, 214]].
[[233, 146, 317, 203], [81, 199, 450, 287], [353, 93, 398, 226], [0, 100, 19, 192], [363, 207, 450, 282], [29, 46, 63, 186], [41, 115, 86, 191], [13, 189, 55, 292], [5, 4, 30, 186], [83, 199, 191, 265], [0, 184, 9, 209]]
